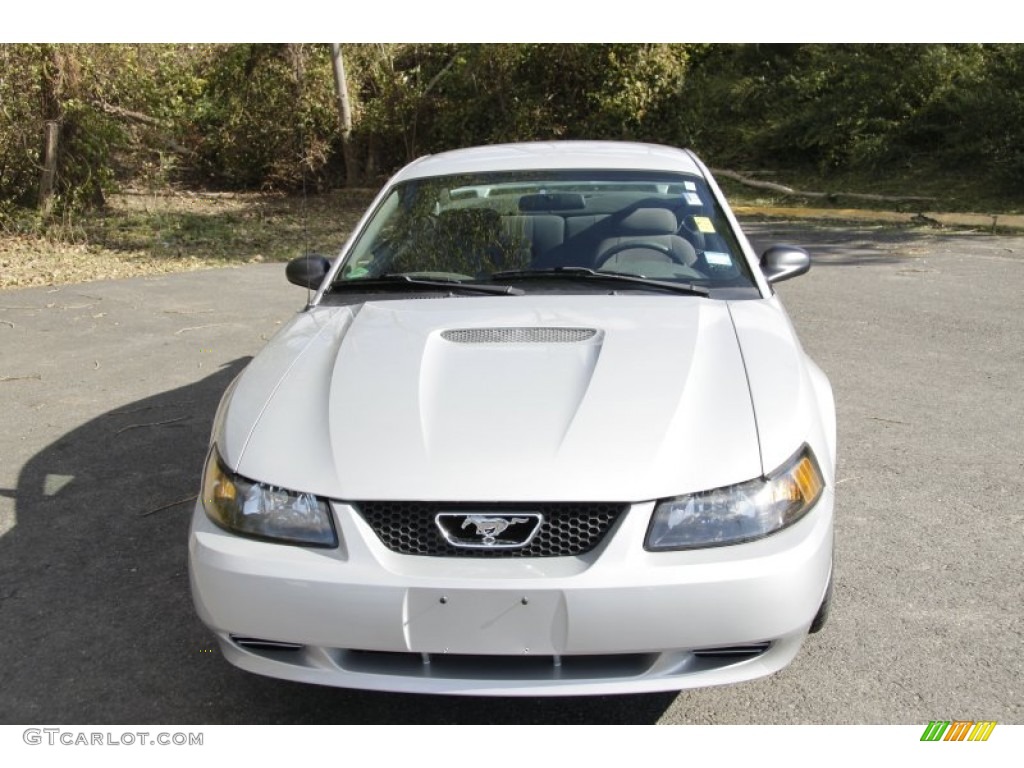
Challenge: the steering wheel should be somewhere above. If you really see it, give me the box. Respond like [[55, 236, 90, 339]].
[[677, 215, 706, 250], [596, 241, 682, 268]]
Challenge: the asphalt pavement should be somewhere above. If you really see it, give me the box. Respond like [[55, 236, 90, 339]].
[[0, 221, 1021, 724]]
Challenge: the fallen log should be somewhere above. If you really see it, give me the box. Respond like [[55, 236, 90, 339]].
[[710, 168, 936, 204], [90, 99, 192, 155]]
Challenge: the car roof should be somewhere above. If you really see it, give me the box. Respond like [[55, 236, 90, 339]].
[[391, 141, 705, 183]]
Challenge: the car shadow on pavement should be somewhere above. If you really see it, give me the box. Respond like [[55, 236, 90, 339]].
[[0, 360, 675, 725]]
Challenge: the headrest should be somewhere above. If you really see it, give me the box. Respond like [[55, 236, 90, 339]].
[[617, 208, 678, 235], [518, 192, 586, 212]]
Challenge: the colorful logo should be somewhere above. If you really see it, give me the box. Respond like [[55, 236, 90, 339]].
[[920, 721, 997, 742]]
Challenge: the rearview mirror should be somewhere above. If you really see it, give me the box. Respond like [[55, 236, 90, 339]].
[[760, 245, 811, 284], [286, 254, 331, 289]]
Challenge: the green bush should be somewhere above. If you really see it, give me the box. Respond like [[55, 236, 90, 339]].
[[3, 43, 1024, 215], [187, 44, 340, 190]]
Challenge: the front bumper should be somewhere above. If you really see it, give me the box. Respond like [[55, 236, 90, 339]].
[[189, 491, 833, 696]]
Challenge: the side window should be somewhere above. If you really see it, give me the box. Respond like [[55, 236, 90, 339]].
[[340, 191, 401, 278]]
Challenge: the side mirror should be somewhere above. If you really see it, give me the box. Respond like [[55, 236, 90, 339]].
[[286, 254, 331, 289], [760, 245, 811, 284]]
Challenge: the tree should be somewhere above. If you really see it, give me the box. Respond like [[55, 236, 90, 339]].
[[331, 44, 359, 187]]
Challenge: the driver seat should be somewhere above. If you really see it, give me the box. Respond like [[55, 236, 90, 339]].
[[594, 208, 698, 271]]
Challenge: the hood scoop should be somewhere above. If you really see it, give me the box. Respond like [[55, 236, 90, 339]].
[[441, 327, 598, 344], [234, 296, 762, 501]]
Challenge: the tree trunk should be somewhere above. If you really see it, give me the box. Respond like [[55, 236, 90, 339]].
[[39, 121, 59, 216], [331, 44, 359, 187], [365, 134, 378, 185], [38, 44, 63, 214]]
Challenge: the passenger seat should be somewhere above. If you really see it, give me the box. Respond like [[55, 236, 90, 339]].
[[594, 208, 698, 270]]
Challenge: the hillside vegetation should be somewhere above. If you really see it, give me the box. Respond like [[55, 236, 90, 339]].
[[4, 45, 1024, 213], [2, 43, 1023, 288]]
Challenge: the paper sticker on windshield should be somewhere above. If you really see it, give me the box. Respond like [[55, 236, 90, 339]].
[[692, 216, 716, 233], [704, 251, 732, 266], [684, 181, 697, 191], [684, 192, 702, 206]]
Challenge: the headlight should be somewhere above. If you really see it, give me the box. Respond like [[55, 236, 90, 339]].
[[645, 445, 824, 550], [201, 448, 338, 547]]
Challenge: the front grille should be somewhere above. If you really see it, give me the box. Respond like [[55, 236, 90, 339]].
[[441, 327, 597, 344], [339, 650, 657, 679], [354, 501, 626, 557]]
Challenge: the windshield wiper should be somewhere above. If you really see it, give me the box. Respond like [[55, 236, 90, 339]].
[[489, 267, 709, 296], [333, 274, 524, 296]]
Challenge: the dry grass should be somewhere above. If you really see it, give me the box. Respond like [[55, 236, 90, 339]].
[[0, 189, 377, 290]]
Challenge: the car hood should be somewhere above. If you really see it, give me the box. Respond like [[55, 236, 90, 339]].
[[219, 295, 763, 502]]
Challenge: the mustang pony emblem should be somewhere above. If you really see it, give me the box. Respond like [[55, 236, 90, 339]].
[[434, 512, 544, 549], [462, 515, 531, 545]]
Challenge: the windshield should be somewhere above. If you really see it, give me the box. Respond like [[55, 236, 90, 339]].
[[332, 170, 758, 296]]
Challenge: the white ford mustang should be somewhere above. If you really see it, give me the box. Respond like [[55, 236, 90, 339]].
[[189, 141, 836, 696]]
